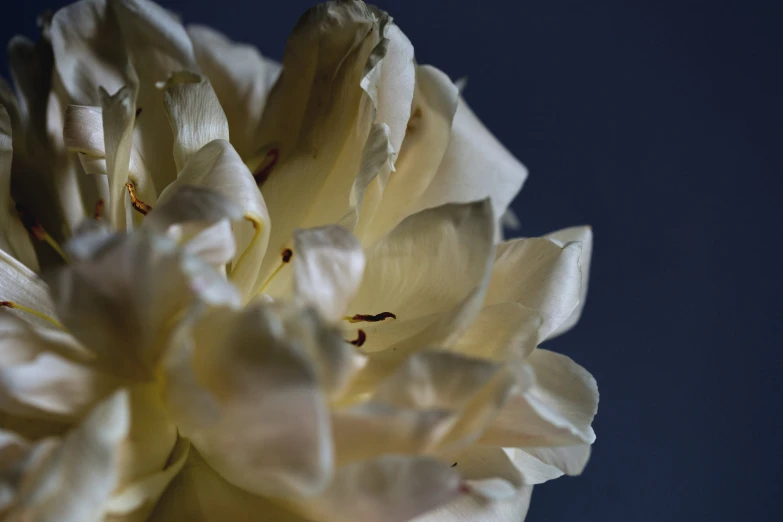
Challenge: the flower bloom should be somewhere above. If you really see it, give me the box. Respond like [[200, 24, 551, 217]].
[[0, 1, 598, 521]]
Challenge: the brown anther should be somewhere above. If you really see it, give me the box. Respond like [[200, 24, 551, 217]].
[[348, 329, 367, 347], [458, 482, 472, 495], [94, 199, 105, 220], [0, 301, 14, 308], [135, 107, 143, 118], [281, 248, 293, 263], [253, 148, 279, 186], [126, 182, 152, 215], [451, 462, 458, 468], [346, 312, 397, 324]]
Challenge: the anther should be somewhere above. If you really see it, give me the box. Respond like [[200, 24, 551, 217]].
[[126, 181, 152, 215], [94, 199, 105, 220], [344, 312, 396, 323], [253, 148, 279, 186], [1, 301, 65, 329], [458, 482, 472, 495], [16, 204, 69, 263], [256, 248, 294, 295], [348, 329, 366, 347], [135, 107, 143, 118]]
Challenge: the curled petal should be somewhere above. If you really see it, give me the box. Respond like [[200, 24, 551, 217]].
[[291, 225, 365, 323], [481, 349, 599, 448], [545, 226, 593, 338]]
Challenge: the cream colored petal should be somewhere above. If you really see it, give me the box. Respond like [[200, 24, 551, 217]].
[[331, 403, 456, 464], [0, 249, 55, 329], [485, 237, 584, 339], [157, 140, 269, 302], [545, 226, 593, 338], [100, 85, 142, 231], [50, 0, 128, 104], [481, 350, 599, 448], [350, 200, 495, 321], [414, 446, 534, 522], [0, 311, 89, 365], [162, 303, 333, 498], [339, 122, 395, 233], [373, 350, 516, 451], [187, 25, 281, 160], [290, 456, 462, 522], [450, 303, 542, 362], [48, 230, 239, 380], [361, 65, 459, 244], [162, 72, 229, 172], [148, 450, 306, 522], [112, 0, 199, 190], [7, 389, 130, 522], [105, 436, 189, 522], [144, 186, 241, 268], [63, 104, 150, 186], [409, 96, 528, 222], [253, 1, 384, 289], [0, 106, 37, 272], [520, 444, 592, 479], [0, 350, 120, 423], [291, 225, 365, 323]]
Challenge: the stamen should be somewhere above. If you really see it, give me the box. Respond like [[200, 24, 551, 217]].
[[348, 329, 366, 347], [344, 312, 396, 323], [94, 199, 105, 220], [126, 181, 152, 215], [257, 248, 294, 295], [135, 107, 143, 118], [16, 204, 69, 263], [253, 148, 279, 186], [458, 482, 472, 495], [1, 301, 65, 329]]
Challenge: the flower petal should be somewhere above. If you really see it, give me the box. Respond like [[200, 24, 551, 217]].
[[414, 450, 533, 522], [408, 96, 528, 222], [0, 106, 37, 271], [156, 140, 269, 302], [253, 1, 385, 289], [485, 237, 584, 339], [451, 302, 542, 362], [162, 73, 229, 172], [519, 444, 592, 479], [7, 389, 130, 522], [187, 25, 281, 161], [147, 450, 306, 522], [290, 456, 462, 522], [481, 349, 599, 448], [0, 249, 55, 329], [48, 230, 239, 380], [361, 65, 459, 244], [163, 303, 333, 498], [290, 225, 365, 323], [545, 226, 593, 338], [50, 0, 128, 104]]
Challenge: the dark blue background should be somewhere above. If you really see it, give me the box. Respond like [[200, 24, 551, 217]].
[[3, 1, 782, 520]]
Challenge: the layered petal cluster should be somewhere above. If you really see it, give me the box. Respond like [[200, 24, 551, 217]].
[[0, 1, 598, 521]]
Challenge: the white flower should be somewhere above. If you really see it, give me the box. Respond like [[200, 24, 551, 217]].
[[0, 1, 598, 521]]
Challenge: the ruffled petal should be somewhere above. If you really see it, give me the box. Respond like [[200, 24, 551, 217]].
[[162, 302, 334, 498], [4, 389, 130, 522], [361, 65, 459, 244], [147, 450, 306, 522], [545, 226, 593, 338], [187, 25, 281, 160], [485, 237, 584, 339], [290, 225, 365, 323], [408, 96, 528, 223], [253, 1, 385, 289], [289, 456, 462, 522], [156, 140, 269, 302], [48, 230, 239, 379], [481, 350, 599, 448], [451, 303, 542, 362]]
